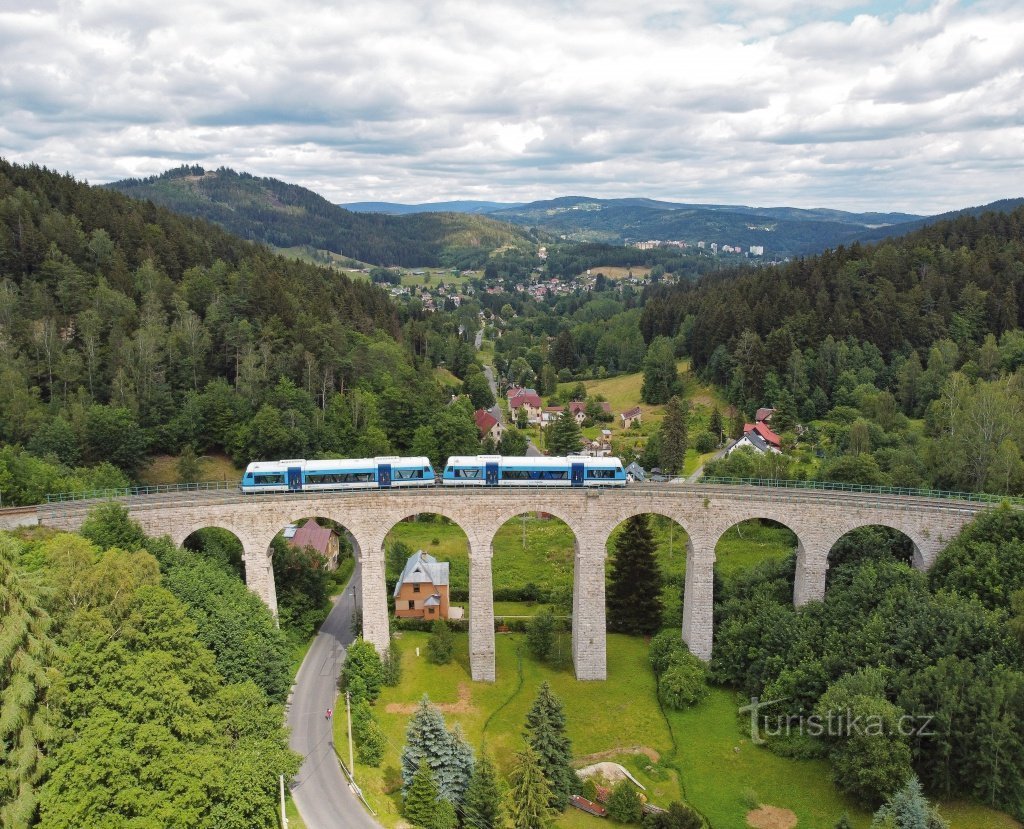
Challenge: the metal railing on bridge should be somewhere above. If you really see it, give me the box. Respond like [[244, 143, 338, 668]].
[[44, 479, 239, 503], [700, 476, 1017, 506]]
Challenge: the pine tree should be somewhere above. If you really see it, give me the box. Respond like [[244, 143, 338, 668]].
[[606, 780, 643, 824], [508, 744, 555, 829], [523, 683, 576, 810], [404, 759, 439, 828], [709, 407, 723, 444], [658, 395, 689, 475], [547, 412, 582, 455], [463, 751, 506, 829], [432, 798, 458, 829], [607, 514, 663, 635]]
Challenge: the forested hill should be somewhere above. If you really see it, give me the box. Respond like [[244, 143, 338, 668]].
[[641, 205, 1024, 372], [106, 166, 538, 267]]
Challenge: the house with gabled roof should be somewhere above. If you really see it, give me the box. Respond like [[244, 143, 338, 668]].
[[283, 520, 340, 569], [393, 550, 452, 620], [727, 421, 783, 455], [621, 406, 643, 428], [507, 386, 542, 424], [474, 408, 503, 443]]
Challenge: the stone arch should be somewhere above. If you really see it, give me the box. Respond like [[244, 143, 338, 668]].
[[829, 520, 931, 572], [603, 510, 693, 637]]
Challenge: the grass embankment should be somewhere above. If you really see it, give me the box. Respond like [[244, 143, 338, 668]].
[[137, 452, 241, 487]]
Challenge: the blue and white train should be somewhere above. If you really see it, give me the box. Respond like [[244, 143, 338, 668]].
[[240, 456, 435, 493], [441, 455, 626, 487]]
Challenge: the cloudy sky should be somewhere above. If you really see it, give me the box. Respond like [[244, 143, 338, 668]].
[[1, 0, 1022, 213]]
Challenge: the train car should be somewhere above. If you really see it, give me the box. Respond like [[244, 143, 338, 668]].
[[441, 455, 626, 487], [241, 456, 435, 493]]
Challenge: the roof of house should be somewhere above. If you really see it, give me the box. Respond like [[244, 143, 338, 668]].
[[423, 594, 442, 607], [755, 407, 775, 423], [625, 461, 647, 481], [474, 408, 499, 436], [740, 430, 772, 453], [622, 406, 643, 418], [288, 520, 335, 556], [510, 390, 542, 408], [393, 551, 450, 598], [544, 405, 564, 413], [750, 421, 781, 447]]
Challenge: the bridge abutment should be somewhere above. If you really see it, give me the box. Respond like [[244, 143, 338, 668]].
[[572, 543, 607, 680], [793, 539, 828, 606]]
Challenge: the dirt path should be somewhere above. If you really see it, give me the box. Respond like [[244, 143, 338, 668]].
[[573, 746, 661, 765], [385, 683, 477, 714]]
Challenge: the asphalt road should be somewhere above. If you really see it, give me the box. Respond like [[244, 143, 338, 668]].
[[287, 560, 381, 829]]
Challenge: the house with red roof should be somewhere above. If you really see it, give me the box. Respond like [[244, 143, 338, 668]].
[[507, 387, 542, 424], [474, 408, 504, 443], [284, 520, 340, 569], [727, 421, 783, 456], [621, 406, 643, 429]]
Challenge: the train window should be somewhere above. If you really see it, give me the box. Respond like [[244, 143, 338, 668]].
[[394, 469, 424, 480], [454, 468, 482, 479], [587, 469, 616, 479], [254, 474, 285, 485]]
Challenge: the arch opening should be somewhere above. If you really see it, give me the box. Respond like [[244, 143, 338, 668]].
[[383, 512, 470, 632], [826, 525, 916, 592], [605, 512, 691, 636], [490, 511, 579, 671], [182, 526, 245, 579], [269, 516, 358, 643]]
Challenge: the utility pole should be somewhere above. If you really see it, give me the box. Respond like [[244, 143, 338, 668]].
[[279, 774, 287, 828], [346, 690, 355, 780], [521, 513, 527, 549]]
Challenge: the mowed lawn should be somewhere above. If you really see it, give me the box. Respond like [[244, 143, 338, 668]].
[[339, 633, 1019, 829]]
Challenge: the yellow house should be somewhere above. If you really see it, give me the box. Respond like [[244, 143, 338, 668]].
[[393, 550, 451, 620]]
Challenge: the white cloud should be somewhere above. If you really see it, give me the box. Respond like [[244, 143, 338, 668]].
[[0, 0, 1022, 213]]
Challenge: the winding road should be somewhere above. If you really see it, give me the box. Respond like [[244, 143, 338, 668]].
[[287, 560, 381, 829]]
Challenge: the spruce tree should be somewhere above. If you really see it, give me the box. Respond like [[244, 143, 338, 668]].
[[404, 759, 439, 829], [463, 751, 505, 829], [607, 514, 663, 635], [427, 618, 454, 664], [401, 695, 474, 808], [523, 683, 576, 810], [508, 744, 555, 829], [870, 775, 948, 829], [547, 412, 582, 456], [658, 395, 689, 475], [709, 407, 723, 444]]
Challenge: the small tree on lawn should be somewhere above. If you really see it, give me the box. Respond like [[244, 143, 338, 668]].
[[657, 649, 709, 710], [508, 743, 555, 829], [607, 781, 644, 824], [427, 618, 454, 664], [526, 609, 556, 661], [404, 758, 439, 828], [524, 682, 576, 809], [607, 514, 663, 636], [463, 750, 505, 829], [357, 718, 386, 767], [870, 775, 948, 829]]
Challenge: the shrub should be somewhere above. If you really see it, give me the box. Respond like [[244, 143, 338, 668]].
[[357, 719, 387, 767], [426, 619, 454, 664], [657, 649, 709, 710], [607, 781, 644, 824], [526, 609, 556, 661], [694, 431, 718, 453], [649, 629, 686, 675]]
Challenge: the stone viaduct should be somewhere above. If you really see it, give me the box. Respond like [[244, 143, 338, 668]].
[[36, 483, 991, 682]]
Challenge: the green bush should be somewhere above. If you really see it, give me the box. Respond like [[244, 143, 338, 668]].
[[657, 649, 710, 710], [607, 781, 644, 824], [694, 432, 718, 453], [426, 619, 454, 664]]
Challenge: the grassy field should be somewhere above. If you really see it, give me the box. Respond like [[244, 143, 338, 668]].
[[580, 265, 652, 280], [137, 452, 241, 486], [337, 632, 1020, 829]]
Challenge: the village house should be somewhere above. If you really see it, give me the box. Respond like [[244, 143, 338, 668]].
[[621, 406, 643, 429], [283, 520, 340, 569], [755, 407, 775, 423], [393, 550, 462, 621], [541, 405, 564, 425], [474, 408, 504, 443], [727, 421, 783, 455], [507, 386, 543, 424]]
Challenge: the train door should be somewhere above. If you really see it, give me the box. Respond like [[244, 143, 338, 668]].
[[287, 466, 303, 492], [571, 462, 585, 487], [485, 462, 499, 486], [377, 463, 392, 489]]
